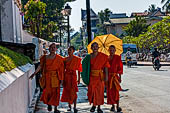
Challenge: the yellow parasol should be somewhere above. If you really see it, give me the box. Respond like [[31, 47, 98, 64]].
[[87, 34, 123, 56]]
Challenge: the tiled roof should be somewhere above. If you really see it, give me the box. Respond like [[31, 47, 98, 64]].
[[108, 18, 135, 24], [81, 9, 98, 21], [109, 13, 128, 19], [131, 12, 148, 17]]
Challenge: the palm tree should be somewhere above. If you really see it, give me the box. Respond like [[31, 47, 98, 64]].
[[148, 4, 156, 13], [161, 0, 170, 11]]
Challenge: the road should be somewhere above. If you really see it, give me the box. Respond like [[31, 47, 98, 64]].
[[34, 66, 170, 113], [120, 66, 170, 113]]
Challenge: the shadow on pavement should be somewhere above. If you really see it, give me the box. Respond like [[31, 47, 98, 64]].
[[156, 69, 168, 71], [121, 89, 129, 92]]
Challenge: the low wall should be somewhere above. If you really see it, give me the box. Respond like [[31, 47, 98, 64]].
[[0, 64, 36, 113]]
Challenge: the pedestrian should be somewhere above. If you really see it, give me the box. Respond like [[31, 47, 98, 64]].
[[82, 42, 110, 113], [107, 45, 123, 112], [61, 46, 82, 113], [29, 43, 64, 113]]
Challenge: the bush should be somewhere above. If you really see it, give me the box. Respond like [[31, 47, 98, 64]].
[[0, 46, 32, 73]]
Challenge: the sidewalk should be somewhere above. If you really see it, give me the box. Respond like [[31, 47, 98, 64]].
[[137, 61, 170, 66], [34, 83, 126, 113]]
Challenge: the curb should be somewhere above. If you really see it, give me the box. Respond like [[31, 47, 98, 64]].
[[136, 63, 170, 66], [28, 88, 40, 113]]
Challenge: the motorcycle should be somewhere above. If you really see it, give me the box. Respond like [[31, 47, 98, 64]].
[[126, 57, 132, 68], [153, 57, 161, 70]]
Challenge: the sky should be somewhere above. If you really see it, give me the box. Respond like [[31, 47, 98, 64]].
[[68, 0, 163, 32]]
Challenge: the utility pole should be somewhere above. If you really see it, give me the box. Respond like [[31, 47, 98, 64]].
[[86, 0, 92, 44], [67, 15, 70, 47], [0, 2, 2, 41]]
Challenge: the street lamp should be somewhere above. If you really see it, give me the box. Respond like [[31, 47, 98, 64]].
[[63, 4, 72, 47]]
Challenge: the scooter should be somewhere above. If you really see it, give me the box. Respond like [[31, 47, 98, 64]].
[[153, 57, 161, 70], [126, 57, 132, 68]]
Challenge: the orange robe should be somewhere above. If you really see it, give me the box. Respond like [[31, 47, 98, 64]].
[[87, 52, 110, 106], [40, 54, 64, 106], [61, 55, 82, 104], [107, 55, 123, 105]]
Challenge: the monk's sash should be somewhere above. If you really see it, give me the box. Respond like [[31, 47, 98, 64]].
[[109, 73, 121, 91], [81, 54, 91, 85], [46, 70, 59, 88], [91, 70, 104, 81]]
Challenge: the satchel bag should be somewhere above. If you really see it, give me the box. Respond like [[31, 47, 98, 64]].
[[39, 56, 46, 89]]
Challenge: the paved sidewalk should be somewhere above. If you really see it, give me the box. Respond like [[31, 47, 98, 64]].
[[34, 83, 126, 113]]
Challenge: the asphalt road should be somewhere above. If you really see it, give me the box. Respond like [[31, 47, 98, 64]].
[[120, 66, 170, 113]]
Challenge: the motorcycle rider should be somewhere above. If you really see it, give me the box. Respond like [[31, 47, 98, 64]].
[[125, 47, 132, 66], [152, 48, 160, 62]]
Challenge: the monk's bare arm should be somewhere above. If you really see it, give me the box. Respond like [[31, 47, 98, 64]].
[[29, 65, 41, 79]]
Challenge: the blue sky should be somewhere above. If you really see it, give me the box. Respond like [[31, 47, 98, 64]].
[[68, 0, 163, 31]]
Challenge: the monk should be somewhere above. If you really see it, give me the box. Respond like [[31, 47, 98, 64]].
[[29, 43, 64, 113], [82, 42, 110, 113], [61, 46, 82, 113], [107, 45, 123, 112]]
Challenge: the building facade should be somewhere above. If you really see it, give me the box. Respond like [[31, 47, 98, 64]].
[[0, 0, 23, 43], [81, 9, 99, 35], [105, 8, 167, 37]]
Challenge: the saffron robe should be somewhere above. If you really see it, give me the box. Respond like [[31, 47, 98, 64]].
[[87, 52, 110, 106], [107, 55, 123, 105], [61, 55, 82, 104], [40, 54, 64, 106]]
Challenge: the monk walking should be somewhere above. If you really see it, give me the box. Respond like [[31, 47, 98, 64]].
[[82, 42, 110, 113], [107, 45, 123, 112], [30, 43, 64, 113], [61, 46, 82, 113]]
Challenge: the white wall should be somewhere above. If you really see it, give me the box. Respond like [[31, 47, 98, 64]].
[[1, 0, 23, 43], [0, 64, 36, 113]]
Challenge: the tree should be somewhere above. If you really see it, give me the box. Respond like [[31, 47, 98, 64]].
[[98, 8, 111, 24], [123, 17, 170, 51], [161, 0, 170, 11], [148, 4, 156, 13], [96, 8, 111, 35], [24, 0, 46, 37], [123, 16, 149, 37], [23, 0, 76, 40]]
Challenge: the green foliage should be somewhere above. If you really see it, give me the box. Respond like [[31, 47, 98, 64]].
[[98, 8, 111, 24], [24, 0, 46, 37], [123, 16, 149, 37], [123, 16, 170, 51], [148, 4, 156, 13], [23, 0, 76, 40], [96, 8, 111, 35], [0, 46, 32, 73], [71, 32, 82, 49]]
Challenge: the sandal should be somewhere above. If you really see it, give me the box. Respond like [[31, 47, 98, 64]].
[[67, 108, 71, 111], [97, 108, 103, 113], [54, 109, 60, 113], [67, 104, 71, 111], [117, 107, 122, 112], [90, 106, 96, 112], [47, 105, 52, 111], [74, 108, 78, 113], [110, 106, 115, 111]]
